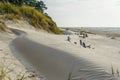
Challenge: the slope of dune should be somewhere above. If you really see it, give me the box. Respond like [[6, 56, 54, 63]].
[[0, 19, 120, 80], [0, 2, 120, 79], [4, 20, 120, 80]]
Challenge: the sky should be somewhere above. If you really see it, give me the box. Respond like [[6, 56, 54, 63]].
[[44, 0, 120, 27]]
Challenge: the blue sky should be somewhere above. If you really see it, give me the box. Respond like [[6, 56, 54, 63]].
[[44, 0, 120, 27]]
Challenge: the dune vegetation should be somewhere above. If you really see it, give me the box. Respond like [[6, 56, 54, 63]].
[[0, 19, 10, 32], [0, 2, 62, 34]]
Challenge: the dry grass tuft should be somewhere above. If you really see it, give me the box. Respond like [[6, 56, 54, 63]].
[[0, 20, 9, 32]]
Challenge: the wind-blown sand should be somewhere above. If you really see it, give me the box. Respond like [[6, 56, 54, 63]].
[[26, 28, 120, 74], [1, 21, 120, 80], [10, 34, 117, 80], [7, 26, 120, 80]]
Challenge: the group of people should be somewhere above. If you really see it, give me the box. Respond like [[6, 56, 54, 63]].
[[80, 40, 86, 48], [67, 32, 91, 48], [67, 35, 85, 46]]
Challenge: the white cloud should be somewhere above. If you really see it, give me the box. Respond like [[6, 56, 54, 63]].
[[44, 0, 120, 27]]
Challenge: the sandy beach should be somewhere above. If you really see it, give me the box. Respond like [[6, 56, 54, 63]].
[[0, 21, 120, 80], [26, 29, 120, 80], [1, 0, 120, 80]]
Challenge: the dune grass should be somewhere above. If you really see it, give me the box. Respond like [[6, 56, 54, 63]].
[[111, 65, 120, 77], [68, 72, 72, 80], [0, 2, 19, 14], [0, 66, 27, 80], [0, 21, 6, 31], [0, 20, 10, 32], [0, 2, 62, 34], [111, 65, 114, 76], [0, 67, 13, 80]]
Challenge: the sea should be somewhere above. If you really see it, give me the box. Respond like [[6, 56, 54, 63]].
[[82, 27, 120, 31]]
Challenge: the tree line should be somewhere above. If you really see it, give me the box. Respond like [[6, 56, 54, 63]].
[[0, 0, 47, 13]]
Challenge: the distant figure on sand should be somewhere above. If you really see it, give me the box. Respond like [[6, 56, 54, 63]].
[[83, 33, 86, 38], [86, 33, 88, 37], [80, 40, 82, 46], [83, 33, 88, 38], [67, 36, 71, 42], [83, 42, 86, 48]]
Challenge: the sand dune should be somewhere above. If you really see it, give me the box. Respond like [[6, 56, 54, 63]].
[[9, 28, 118, 80]]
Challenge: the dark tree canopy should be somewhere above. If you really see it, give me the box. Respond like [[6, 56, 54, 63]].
[[0, 0, 47, 13], [35, 1, 47, 13]]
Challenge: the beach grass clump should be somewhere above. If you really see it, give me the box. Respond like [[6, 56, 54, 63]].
[[67, 72, 72, 80], [111, 65, 114, 76], [111, 65, 120, 77], [0, 2, 20, 20], [0, 2, 62, 34], [117, 69, 119, 77], [0, 20, 9, 32], [15, 71, 27, 80], [20, 5, 61, 34], [0, 63, 28, 80], [0, 67, 13, 80], [20, 5, 47, 29], [0, 2, 19, 15], [0, 21, 6, 31]]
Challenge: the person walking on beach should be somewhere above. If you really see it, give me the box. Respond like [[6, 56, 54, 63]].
[[80, 40, 82, 46], [83, 42, 86, 48], [67, 36, 71, 42]]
